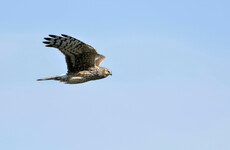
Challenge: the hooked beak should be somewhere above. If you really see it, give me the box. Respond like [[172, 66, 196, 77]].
[[109, 70, 112, 76]]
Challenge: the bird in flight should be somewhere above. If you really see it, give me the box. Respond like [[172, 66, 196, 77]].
[[37, 34, 112, 84]]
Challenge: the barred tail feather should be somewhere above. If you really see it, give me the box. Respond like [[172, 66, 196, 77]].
[[37, 75, 66, 81], [37, 77, 59, 81]]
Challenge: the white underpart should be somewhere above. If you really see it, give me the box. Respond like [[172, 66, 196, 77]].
[[68, 76, 84, 83], [71, 77, 84, 80]]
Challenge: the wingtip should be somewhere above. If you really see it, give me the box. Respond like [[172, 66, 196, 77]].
[[43, 41, 50, 44], [61, 34, 68, 37], [49, 34, 57, 38], [44, 37, 51, 40], [45, 45, 53, 47]]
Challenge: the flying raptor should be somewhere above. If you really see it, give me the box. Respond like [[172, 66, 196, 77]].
[[37, 34, 112, 84]]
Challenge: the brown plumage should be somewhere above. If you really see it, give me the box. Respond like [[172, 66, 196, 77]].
[[37, 34, 112, 84]]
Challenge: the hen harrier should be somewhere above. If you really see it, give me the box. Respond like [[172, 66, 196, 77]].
[[37, 34, 112, 84]]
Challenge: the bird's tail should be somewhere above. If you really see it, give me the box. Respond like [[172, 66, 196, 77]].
[[37, 75, 66, 81]]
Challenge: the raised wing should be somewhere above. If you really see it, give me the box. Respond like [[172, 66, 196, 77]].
[[95, 54, 106, 66], [43, 34, 98, 73]]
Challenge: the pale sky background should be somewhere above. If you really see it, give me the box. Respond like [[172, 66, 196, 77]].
[[0, 0, 230, 150]]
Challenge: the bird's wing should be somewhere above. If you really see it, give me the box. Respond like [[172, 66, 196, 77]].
[[43, 34, 98, 73], [95, 54, 106, 66]]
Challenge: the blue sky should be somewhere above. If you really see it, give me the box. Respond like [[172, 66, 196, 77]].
[[0, 0, 230, 150]]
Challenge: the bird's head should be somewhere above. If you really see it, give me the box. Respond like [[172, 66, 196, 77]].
[[105, 68, 112, 76], [101, 68, 112, 77]]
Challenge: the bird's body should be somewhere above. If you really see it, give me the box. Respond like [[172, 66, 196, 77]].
[[38, 66, 111, 84], [37, 34, 112, 84]]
